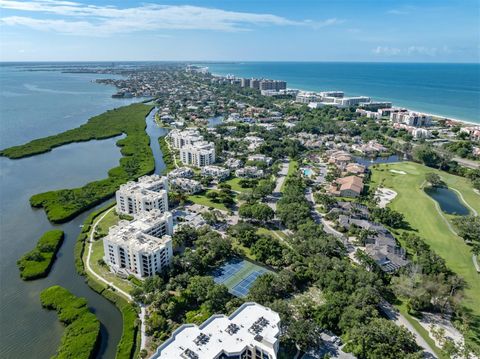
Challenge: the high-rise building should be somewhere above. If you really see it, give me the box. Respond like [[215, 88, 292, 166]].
[[116, 175, 169, 216], [180, 141, 216, 167], [150, 302, 281, 359], [103, 210, 174, 278]]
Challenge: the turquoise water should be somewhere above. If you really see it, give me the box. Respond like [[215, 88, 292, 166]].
[[202, 62, 480, 124], [303, 168, 313, 176]]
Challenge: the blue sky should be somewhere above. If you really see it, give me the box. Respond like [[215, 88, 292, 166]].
[[0, 0, 479, 62]]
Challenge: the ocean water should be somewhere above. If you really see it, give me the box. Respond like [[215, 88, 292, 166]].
[[202, 62, 480, 124]]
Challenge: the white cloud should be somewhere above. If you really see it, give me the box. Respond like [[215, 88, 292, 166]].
[[373, 45, 450, 57], [0, 0, 342, 36], [372, 46, 401, 56]]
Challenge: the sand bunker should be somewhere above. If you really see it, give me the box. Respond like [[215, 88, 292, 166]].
[[375, 187, 397, 208], [390, 169, 406, 174]]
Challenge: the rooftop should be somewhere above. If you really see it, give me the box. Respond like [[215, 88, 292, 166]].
[[150, 302, 280, 359]]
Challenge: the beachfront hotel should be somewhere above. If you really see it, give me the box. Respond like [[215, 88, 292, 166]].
[[180, 141, 216, 167], [116, 175, 169, 216], [150, 302, 281, 359], [103, 210, 174, 278]]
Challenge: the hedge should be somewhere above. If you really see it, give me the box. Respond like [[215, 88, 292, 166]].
[[1, 103, 154, 223], [17, 230, 64, 280], [40, 285, 100, 359]]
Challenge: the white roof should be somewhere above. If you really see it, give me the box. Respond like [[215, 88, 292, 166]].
[[150, 302, 280, 359]]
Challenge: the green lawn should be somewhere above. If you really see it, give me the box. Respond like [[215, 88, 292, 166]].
[[188, 190, 232, 211], [87, 239, 134, 296], [256, 227, 287, 240], [224, 177, 253, 193], [280, 159, 299, 192], [370, 161, 480, 317], [95, 210, 120, 237]]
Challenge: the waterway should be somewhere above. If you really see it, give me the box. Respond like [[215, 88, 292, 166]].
[[0, 138, 125, 359], [424, 187, 470, 216], [145, 108, 168, 175], [0, 65, 143, 359]]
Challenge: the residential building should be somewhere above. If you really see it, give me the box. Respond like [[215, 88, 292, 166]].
[[329, 176, 364, 197], [250, 79, 260, 90], [412, 128, 432, 139], [103, 210, 174, 278], [168, 167, 195, 179], [390, 111, 432, 127], [201, 165, 231, 180], [240, 78, 251, 88], [169, 129, 203, 149], [236, 166, 264, 179], [334, 96, 371, 107], [359, 101, 393, 111], [248, 154, 273, 165], [295, 91, 321, 103], [116, 175, 169, 216], [225, 158, 243, 169], [180, 141, 216, 167], [169, 177, 202, 194], [259, 80, 287, 91], [150, 302, 281, 359]]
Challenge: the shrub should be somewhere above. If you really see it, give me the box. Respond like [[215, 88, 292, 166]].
[[40, 286, 100, 359], [17, 230, 64, 280]]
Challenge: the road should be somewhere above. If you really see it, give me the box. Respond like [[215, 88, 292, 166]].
[[379, 301, 437, 358], [86, 207, 147, 350], [266, 158, 289, 211]]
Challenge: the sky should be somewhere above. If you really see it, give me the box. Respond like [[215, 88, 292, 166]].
[[0, 0, 479, 62]]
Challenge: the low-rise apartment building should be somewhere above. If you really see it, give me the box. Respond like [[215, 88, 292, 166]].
[[103, 210, 174, 278], [169, 177, 202, 194], [236, 166, 265, 179], [248, 154, 273, 165], [150, 302, 281, 359], [201, 165, 230, 180]]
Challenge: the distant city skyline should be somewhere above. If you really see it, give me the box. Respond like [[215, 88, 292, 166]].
[[0, 0, 479, 63]]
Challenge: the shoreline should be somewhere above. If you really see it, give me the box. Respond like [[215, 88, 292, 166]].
[[287, 86, 480, 126], [209, 70, 480, 126]]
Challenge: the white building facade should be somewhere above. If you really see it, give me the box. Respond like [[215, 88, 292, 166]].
[[180, 141, 216, 167], [103, 210, 174, 278], [116, 175, 169, 216], [150, 302, 281, 359]]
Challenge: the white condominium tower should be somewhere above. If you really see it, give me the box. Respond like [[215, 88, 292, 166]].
[[116, 175, 169, 216], [103, 210, 174, 278], [169, 129, 203, 149], [150, 302, 281, 359], [180, 141, 216, 167]]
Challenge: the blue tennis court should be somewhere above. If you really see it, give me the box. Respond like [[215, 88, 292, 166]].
[[230, 269, 268, 297], [212, 258, 273, 298]]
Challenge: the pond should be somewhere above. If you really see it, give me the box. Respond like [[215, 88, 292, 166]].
[[354, 154, 403, 168], [424, 186, 470, 216]]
